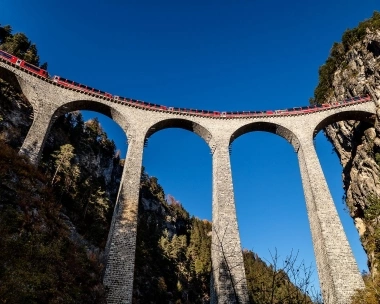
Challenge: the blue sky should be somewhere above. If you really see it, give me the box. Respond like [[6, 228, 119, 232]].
[[2, 0, 379, 289]]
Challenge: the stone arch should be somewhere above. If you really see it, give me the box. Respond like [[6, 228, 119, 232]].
[[51, 99, 130, 137], [314, 109, 376, 136], [230, 121, 300, 152], [145, 118, 213, 148], [0, 65, 23, 92]]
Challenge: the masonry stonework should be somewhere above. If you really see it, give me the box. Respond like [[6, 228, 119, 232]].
[[297, 136, 365, 303], [103, 130, 145, 303], [0, 59, 376, 303], [211, 135, 248, 304]]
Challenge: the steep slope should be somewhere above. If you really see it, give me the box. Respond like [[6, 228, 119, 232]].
[[0, 143, 106, 303], [311, 11, 380, 277]]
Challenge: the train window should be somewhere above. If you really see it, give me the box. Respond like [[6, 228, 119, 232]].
[[73, 82, 80, 86], [0, 51, 12, 59], [23, 62, 40, 72], [80, 84, 86, 88], [99, 91, 105, 95], [60, 77, 66, 82], [301, 106, 309, 110]]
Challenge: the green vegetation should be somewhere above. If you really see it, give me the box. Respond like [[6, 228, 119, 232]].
[[0, 142, 105, 303], [133, 188, 212, 303], [134, 177, 319, 303], [375, 152, 380, 167], [351, 272, 380, 304], [350, 194, 380, 302], [40, 113, 120, 247], [311, 11, 380, 104], [244, 250, 320, 304], [362, 194, 380, 272], [0, 23, 47, 68]]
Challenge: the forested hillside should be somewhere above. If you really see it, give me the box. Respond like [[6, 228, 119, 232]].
[[0, 24, 319, 303]]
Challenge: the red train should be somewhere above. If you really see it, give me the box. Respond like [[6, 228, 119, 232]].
[[0, 50, 48, 77], [0, 49, 372, 118], [53, 76, 112, 99]]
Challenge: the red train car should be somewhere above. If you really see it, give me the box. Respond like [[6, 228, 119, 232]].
[[0, 49, 18, 64], [0, 50, 48, 77], [53, 76, 112, 98]]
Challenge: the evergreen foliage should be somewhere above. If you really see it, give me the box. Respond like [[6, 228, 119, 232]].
[[0, 142, 105, 303], [40, 112, 121, 247], [360, 194, 380, 274], [134, 177, 213, 303], [0, 23, 48, 68], [244, 250, 320, 304]]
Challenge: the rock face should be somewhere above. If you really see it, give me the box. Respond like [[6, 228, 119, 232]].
[[322, 28, 380, 275], [0, 79, 33, 148]]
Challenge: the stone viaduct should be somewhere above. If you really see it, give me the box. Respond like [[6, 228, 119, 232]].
[[0, 58, 378, 304]]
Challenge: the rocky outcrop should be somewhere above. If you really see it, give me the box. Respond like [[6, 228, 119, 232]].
[[321, 27, 380, 275], [0, 78, 32, 148]]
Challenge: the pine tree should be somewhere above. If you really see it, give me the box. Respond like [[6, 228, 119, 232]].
[[0, 33, 40, 65], [50, 144, 78, 186]]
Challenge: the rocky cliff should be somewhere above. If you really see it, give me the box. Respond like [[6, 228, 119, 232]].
[[312, 12, 380, 276]]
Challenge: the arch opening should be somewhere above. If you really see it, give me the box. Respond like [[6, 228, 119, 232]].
[[53, 99, 115, 120], [231, 121, 300, 152], [314, 110, 376, 136], [135, 127, 212, 303], [230, 130, 320, 302], [39, 108, 128, 250], [145, 118, 212, 146]]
